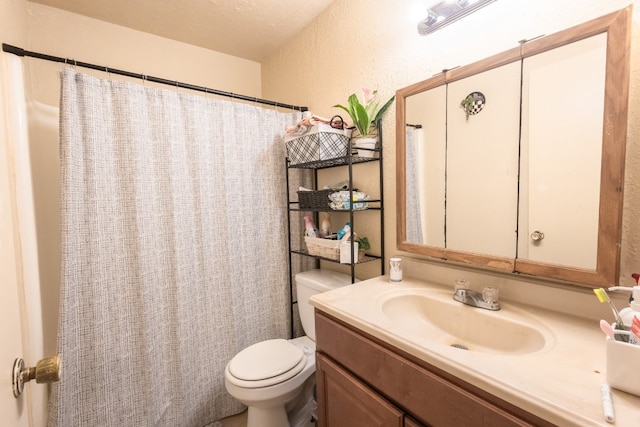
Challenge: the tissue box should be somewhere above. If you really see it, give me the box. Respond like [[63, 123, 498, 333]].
[[606, 337, 640, 397], [339, 240, 360, 264]]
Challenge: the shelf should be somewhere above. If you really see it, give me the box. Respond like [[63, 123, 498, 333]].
[[290, 248, 382, 264], [287, 154, 380, 170], [285, 123, 385, 338], [289, 207, 383, 212], [288, 200, 383, 212]]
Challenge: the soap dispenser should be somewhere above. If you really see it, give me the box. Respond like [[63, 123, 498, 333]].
[[620, 289, 640, 329], [609, 275, 640, 329]]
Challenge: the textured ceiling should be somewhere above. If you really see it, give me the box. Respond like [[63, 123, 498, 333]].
[[30, 0, 336, 62]]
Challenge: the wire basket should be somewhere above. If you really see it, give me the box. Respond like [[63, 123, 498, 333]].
[[298, 189, 333, 210], [285, 124, 352, 165]]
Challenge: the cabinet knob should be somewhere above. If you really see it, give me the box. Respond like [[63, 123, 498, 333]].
[[530, 230, 545, 241]]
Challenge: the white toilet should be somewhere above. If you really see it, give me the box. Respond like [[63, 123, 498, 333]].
[[224, 269, 353, 427]]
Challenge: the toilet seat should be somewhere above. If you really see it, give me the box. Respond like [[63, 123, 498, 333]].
[[227, 339, 306, 388]]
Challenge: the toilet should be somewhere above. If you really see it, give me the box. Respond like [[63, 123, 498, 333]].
[[224, 269, 353, 427]]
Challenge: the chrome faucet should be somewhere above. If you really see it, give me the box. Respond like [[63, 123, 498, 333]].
[[453, 287, 500, 311]]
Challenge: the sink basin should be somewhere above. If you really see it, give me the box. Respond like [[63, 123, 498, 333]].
[[380, 290, 552, 355]]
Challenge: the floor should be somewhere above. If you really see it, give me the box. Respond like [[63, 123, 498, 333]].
[[218, 410, 315, 427], [219, 410, 247, 427]]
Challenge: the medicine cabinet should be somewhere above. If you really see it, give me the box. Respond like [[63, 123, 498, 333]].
[[396, 7, 631, 287]]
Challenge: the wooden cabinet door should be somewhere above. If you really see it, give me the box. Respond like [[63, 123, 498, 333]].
[[404, 416, 428, 427], [316, 353, 403, 427]]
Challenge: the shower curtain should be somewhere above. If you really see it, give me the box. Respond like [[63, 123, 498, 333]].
[[49, 69, 301, 426], [405, 126, 424, 243]]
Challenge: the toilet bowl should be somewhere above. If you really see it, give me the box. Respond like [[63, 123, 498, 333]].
[[224, 269, 353, 427]]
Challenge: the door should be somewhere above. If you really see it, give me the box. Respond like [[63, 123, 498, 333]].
[[316, 353, 403, 427], [0, 56, 29, 425], [0, 52, 49, 427]]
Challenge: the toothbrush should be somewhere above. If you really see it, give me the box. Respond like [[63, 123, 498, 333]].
[[593, 288, 625, 331], [599, 319, 631, 340]]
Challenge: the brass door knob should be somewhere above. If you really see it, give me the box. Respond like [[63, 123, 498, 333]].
[[12, 354, 61, 398]]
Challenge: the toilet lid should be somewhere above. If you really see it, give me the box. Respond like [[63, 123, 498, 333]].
[[228, 339, 305, 383]]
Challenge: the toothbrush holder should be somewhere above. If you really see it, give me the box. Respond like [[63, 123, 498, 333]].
[[606, 336, 640, 397]]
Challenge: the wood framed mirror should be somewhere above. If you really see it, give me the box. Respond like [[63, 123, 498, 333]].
[[396, 7, 631, 288]]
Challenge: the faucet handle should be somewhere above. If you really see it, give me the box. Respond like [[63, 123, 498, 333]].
[[454, 279, 470, 292], [482, 286, 499, 304]]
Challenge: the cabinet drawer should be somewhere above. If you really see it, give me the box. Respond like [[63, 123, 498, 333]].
[[315, 311, 554, 427]]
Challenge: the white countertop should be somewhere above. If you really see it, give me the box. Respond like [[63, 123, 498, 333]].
[[310, 275, 640, 427]]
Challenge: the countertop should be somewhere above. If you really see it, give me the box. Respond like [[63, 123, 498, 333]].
[[310, 275, 640, 427]]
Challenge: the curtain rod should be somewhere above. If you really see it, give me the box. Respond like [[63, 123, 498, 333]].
[[2, 43, 308, 112]]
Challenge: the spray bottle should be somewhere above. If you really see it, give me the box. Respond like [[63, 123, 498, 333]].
[[303, 215, 318, 238]]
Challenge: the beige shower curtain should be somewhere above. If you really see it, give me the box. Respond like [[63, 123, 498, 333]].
[[49, 69, 301, 426], [405, 126, 424, 243]]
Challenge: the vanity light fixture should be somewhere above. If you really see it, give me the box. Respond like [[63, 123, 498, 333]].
[[418, 0, 497, 35]]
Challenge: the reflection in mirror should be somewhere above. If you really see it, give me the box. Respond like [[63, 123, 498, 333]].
[[445, 61, 520, 259], [397, 7, 631, 287], [405, 85, 446, 247]]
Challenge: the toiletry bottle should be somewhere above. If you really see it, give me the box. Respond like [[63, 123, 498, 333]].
[[609, 285, 640, 329], [389, 258, 403, 283], [319, 212, 332, 238], [620, 287, 640, 329], [337, 222, 351, 240], [303, 215, 318, 238]]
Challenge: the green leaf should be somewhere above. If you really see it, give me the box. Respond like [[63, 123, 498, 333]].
[[353, 102, 370, 136], [372, 95, 395, 124], [357, 236, 370, 251], [333, 104, 351, 116], [365, 99, 380, 120]]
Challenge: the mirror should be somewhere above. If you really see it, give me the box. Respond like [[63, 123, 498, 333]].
[[396, 7, 631, 287]]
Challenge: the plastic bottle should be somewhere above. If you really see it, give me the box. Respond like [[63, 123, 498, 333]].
[[609, 285, 640, 329], [337, 222, 351, 240], [303, 215, 318, 238], [319, 212, 332, 238]]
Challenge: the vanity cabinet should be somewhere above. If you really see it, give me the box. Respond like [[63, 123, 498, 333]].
[[314, 311, 555, 427]]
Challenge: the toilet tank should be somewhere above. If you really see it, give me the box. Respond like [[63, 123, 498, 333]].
[[295, 269, 355, 341]]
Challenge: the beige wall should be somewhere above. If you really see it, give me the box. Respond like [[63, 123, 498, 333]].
[[1, 0, 27, 45], [263, 0, 640, 293], [25, 2, 262, 106]]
